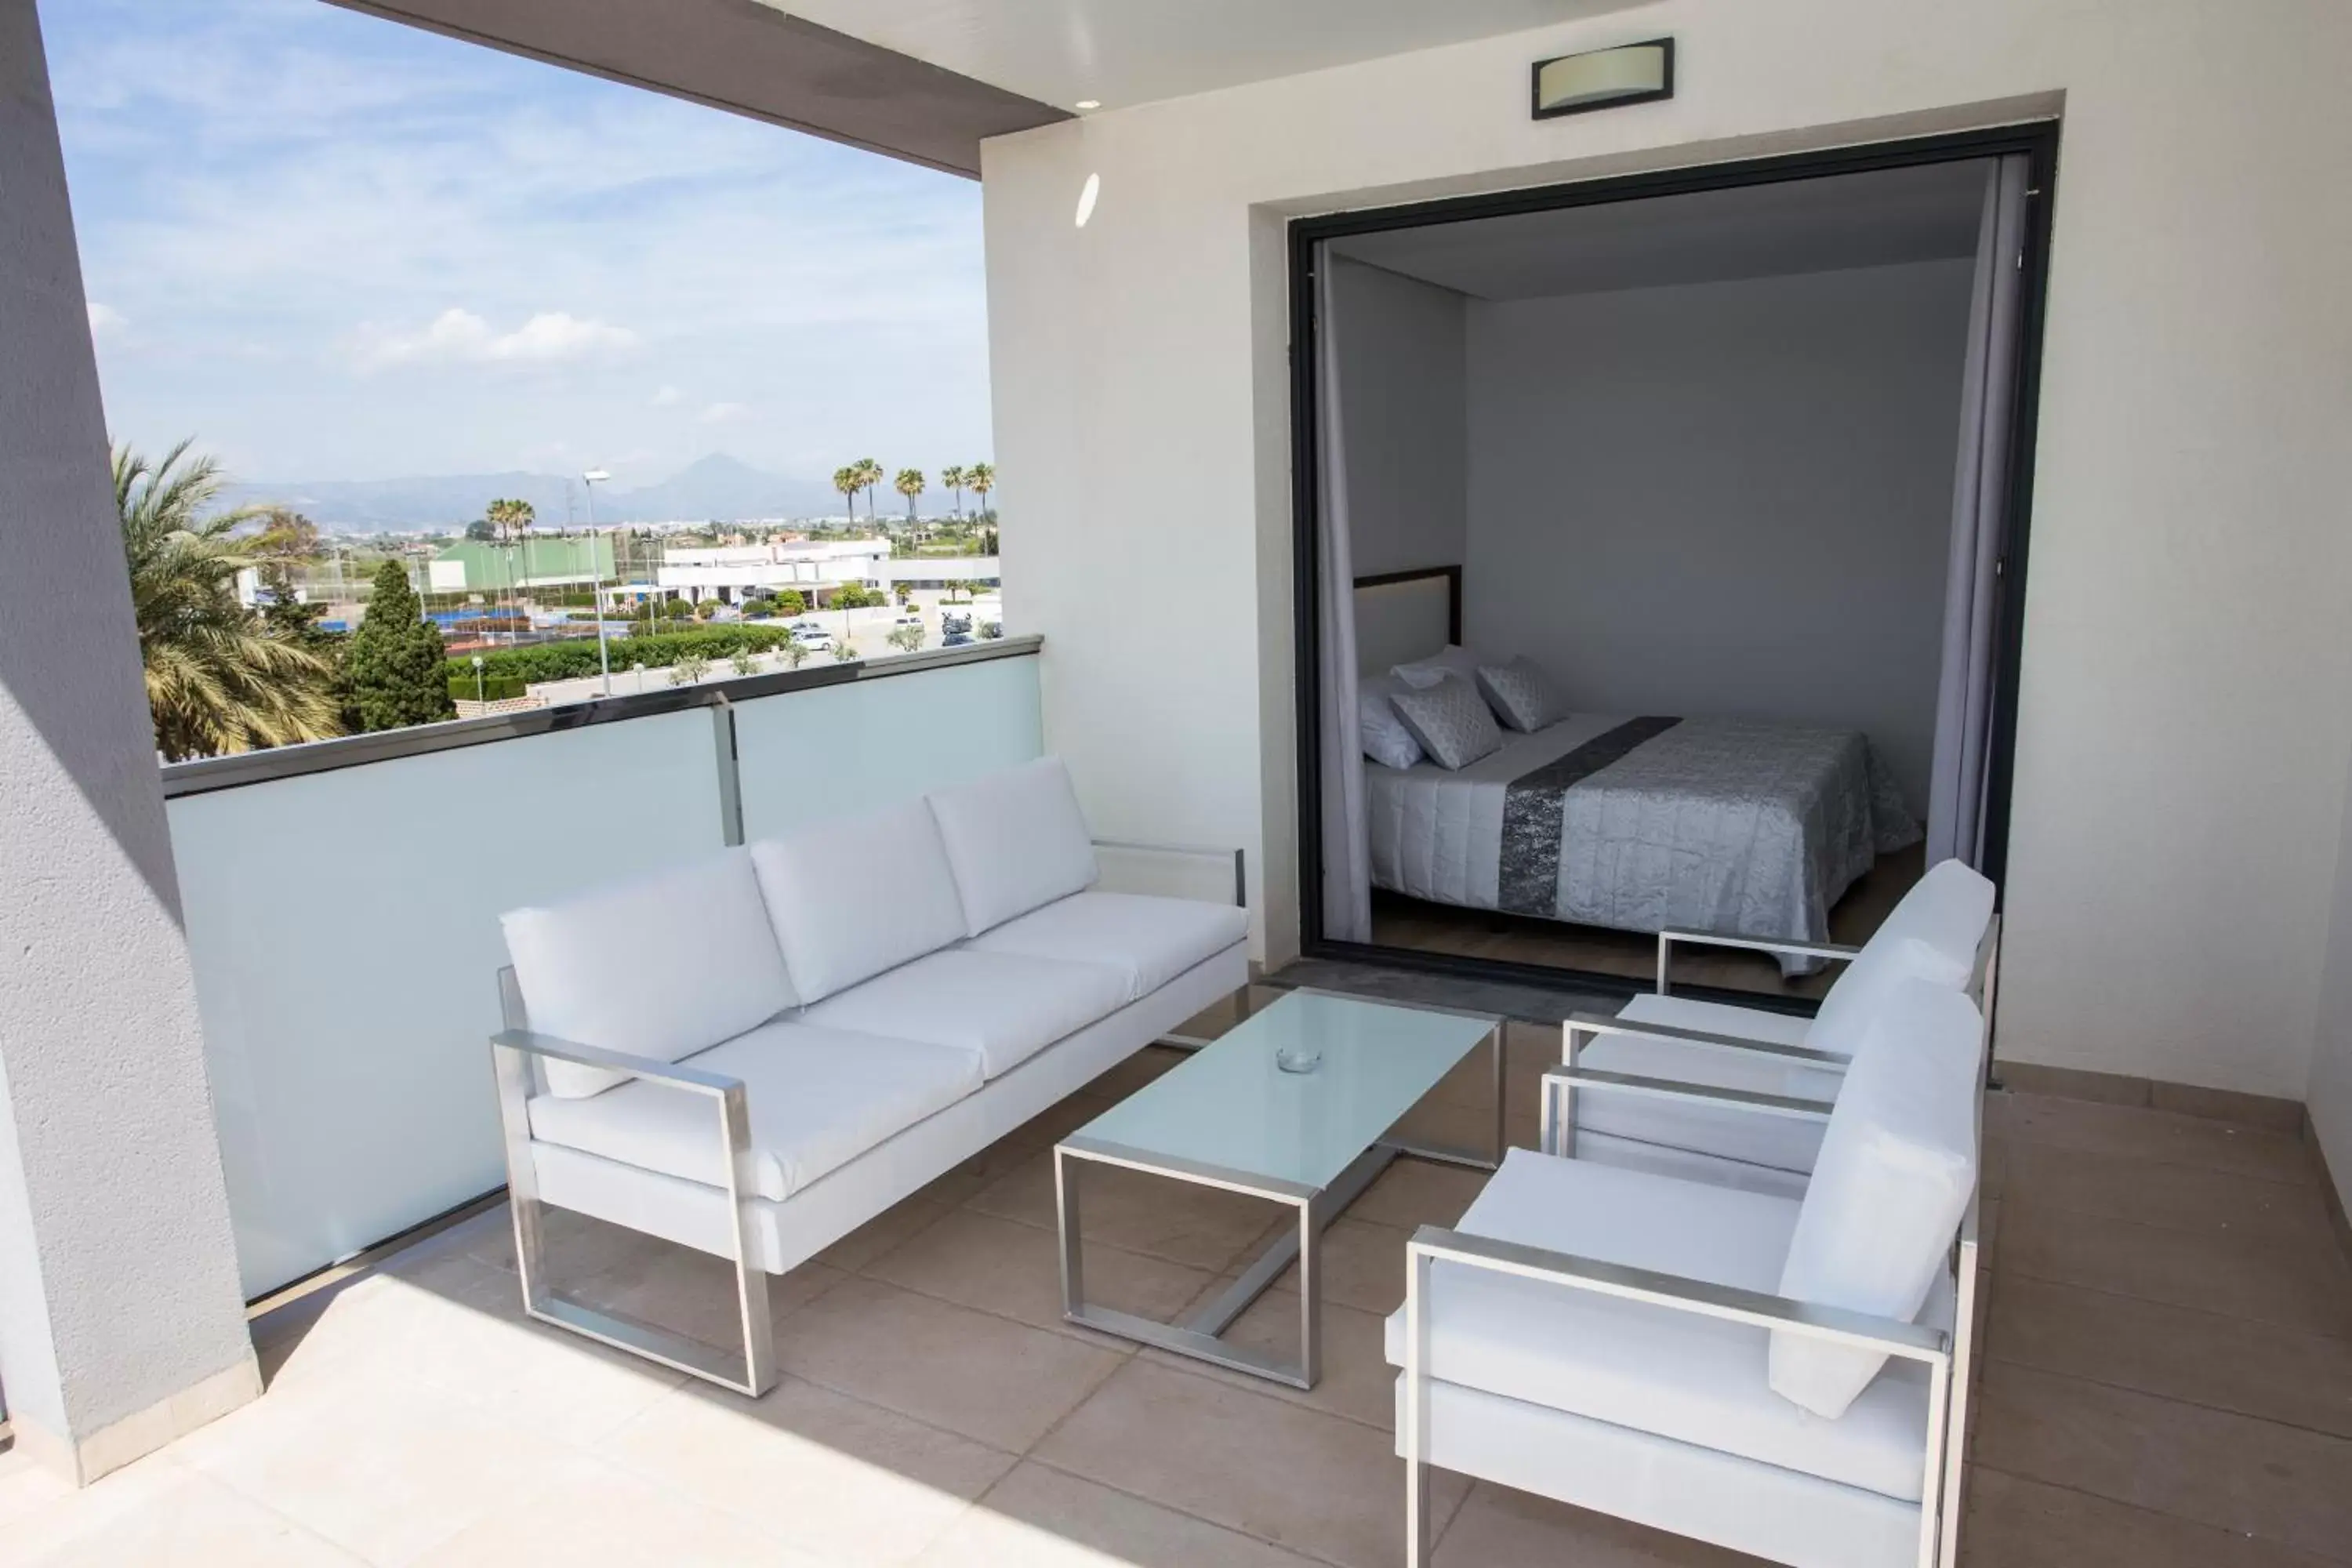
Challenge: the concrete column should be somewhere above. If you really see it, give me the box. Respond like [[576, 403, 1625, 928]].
[[0, 0, 259, 1483]]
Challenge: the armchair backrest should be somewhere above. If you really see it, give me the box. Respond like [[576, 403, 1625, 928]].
[[1806, 858, 1994, 1058]]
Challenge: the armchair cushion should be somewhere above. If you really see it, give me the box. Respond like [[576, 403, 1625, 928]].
[[502, 848, 797, 1099], [1871, 857, 1996, 982], [526, 1020, 982, 1201], [1771, 980, 1982, 1419], [1384, 1150, 1938, 1501], [926, 756, 1099, 935], [1804, 934, 1964, 1061], [750, 797, 970, 1004], [967, 891, 1247, 1002], [803, 947, 1129, 1078]]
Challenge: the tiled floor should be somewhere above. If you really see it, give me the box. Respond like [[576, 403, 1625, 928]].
[[5, 1039, 2349, 1566]]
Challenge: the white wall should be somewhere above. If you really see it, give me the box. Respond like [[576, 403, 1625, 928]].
[[982, 0, 2352, 1095], [1328, 257, 1468, 579], [2307, 723, 2352, 1214], [1463, 260, 1973, 813]]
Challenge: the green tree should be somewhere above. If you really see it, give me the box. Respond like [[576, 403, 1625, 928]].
[[115, 440, 343, 760], [778, 637, 811, 670], [668, 650, 712, 687], [833, 639, 858, 662], [894, 467, 925, 528], [465, 518, 497, 541], [347, 559, 456, 731], [855, 457, 884, 521], [966, 461, 994, 521], [833, 466, 860, 521], [886, 622, 924, 655], [940, 464, 967, 518], [776, 588, 808, 617]]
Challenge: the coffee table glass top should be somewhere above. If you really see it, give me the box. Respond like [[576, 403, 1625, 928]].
[[1068, 990, 1496, 1195]]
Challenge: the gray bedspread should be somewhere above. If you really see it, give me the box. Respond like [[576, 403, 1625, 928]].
[[1500, 717, 1920, 975]]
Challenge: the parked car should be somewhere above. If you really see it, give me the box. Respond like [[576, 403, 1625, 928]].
[[940, 610, 974, 647], [789, 625, 833, 652]]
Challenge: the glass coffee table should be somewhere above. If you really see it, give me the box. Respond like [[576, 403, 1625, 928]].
[[1054, 988, 1504, 1389]]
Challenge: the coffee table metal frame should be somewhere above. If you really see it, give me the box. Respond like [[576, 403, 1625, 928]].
[[1054, 986, 1505, 1390]]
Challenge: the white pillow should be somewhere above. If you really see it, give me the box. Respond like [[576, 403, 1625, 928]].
[[1359, 674, 1426, 770], [502, 848, 797, 1099], [926, 756, 1099, 935], [1871, 858, 1996, 982], [1392, 644, 1483, 691], [750, 797, 971, 1004], [1770, 978, 1982, 1419], [1474, 657, 1563, 732], [1390, 675, 1504, 771]]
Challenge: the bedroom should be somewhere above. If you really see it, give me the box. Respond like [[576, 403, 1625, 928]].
[[1301, 135, 2047, 1004]]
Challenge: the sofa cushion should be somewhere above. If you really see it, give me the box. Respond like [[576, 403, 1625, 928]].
[[749, 797, 969, 1004], [503, 848, 796, 1099], [1570, 1033, 1841, 1176], [967, 891, 1248, 1003], [803, 947, 1130, 1078], [526, 1020, 982, 1201], [1772, 980, 1982, 1420], [1382, 1150, 1936, 1502], [927, 757, 1098, 935]]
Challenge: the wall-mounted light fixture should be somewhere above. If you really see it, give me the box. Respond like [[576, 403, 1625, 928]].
[[1530, 38, 1674, 119], [1074, 172, 1101, 228]]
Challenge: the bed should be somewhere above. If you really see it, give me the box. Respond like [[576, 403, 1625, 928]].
[[1352, 569, 1922, 975]]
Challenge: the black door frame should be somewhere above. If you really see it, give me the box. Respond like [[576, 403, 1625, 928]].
[[1290, 121, 2062, 1012]]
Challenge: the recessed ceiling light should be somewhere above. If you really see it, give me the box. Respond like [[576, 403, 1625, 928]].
[[1074, 100, 1100, 111]]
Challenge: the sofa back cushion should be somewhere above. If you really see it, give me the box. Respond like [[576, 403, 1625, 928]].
[[1805, 935, 1957, 1061], [1770, 979, 1982, 1419], [503, 848, 797, 1099], [750, 797, 971, 1004], [1871, 858, 1994, 984], [926, 756, 1098, 935]]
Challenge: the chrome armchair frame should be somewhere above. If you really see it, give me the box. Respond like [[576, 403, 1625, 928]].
[[1540, 1012, 1845, 1171], [1403, 1196, 1980, 1568], [490, 967, 776, 1398], [1656, 913, 2003, 1021]]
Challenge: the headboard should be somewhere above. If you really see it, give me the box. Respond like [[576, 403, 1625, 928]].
[[1352, 565, 1461, 677]]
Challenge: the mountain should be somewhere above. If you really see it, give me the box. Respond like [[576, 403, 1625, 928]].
[[217, 453, 846, 532]]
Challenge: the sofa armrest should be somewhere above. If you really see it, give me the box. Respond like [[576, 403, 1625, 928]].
[[1566, 1011, 1847, 1069], [1091, 838, 1247, 909], [491, 1027, 745, 1101], [1656, 927, 1860, 994]]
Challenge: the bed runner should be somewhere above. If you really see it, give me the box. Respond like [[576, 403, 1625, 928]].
[[1497, 716, 1682, 916]]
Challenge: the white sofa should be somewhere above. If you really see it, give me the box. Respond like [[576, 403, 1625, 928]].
[[1550, 859, 1999, 1196], [1394, 976, 1987, 1568], [489, 756, 1249, 1394]]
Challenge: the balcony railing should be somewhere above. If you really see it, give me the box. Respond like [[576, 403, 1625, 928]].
[[162, 637, 1044, 1299]]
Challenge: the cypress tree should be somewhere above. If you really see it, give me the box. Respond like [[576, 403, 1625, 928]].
[[347, 560, 455, 731]]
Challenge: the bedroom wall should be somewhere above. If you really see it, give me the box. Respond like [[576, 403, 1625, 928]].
[[1328, 257, 1468, 579], [1461, 260, 1974, 815], [981, 0, 2352, 1098]]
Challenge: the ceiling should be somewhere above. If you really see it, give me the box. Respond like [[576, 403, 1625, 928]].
[[763, 0, 1648, 114], [1328, 160, 1993, 301]]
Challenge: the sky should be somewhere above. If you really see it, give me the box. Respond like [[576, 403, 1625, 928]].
[[40, 0, 996, 489]]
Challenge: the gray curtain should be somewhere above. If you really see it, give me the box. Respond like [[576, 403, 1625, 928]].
[[1926, 155, 2030, 868], [1316, 250, 1371, 942]]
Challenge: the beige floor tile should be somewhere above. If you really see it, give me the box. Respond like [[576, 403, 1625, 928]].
[[1972, 1361, 2352, 1559], [949, 1133, 1043, 1195], [1986, 1274, 2352, 1439], [865, 1207, 1210, 1342], [410, 1460, 825, 1566], [568, 1240, 845, 1352], [1264, 1217, 1415, 1316], [1984, 1093, 2314, 1185], [971, 1149, 1285, 1272], [1431, 1483, 1766, 1566], [2002, 1141, 2336, 1244], [816, 1197, 954, 1271], [914, 1460, 1327, 1567], [24, 1468, 364, 1568], [1144, 1287, 1400, 1431], [1961, 1467, 2337, 1567], [606, 1376, 1015, 1566], [774, 1276, 1125, 1452], [1999, 1202, 2352, 1338], [1386, 1086, 1537, 1163], [1344, 1158, 1490, 1232], [1979, 1132, 2009, 1201], [1003, 1091, 1123, 1151], [1033, 1357, 1469, 1568], [1087, 1044, 1190, 1102]]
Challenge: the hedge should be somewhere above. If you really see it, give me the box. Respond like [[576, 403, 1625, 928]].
[[449, 673, 528, 702], [441, 626, 801, 687]]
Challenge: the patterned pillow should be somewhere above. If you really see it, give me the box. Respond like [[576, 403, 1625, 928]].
[[1390, 676, 1504, 771], [1358, 675, 1426, 770], [1475, 657, 1563, 732]]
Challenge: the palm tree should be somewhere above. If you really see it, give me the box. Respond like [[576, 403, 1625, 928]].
[[894, 468, 925, 532], [833, 466, 860, 522], [940, 465, 967, 519], [966, 462, 995, 521], [114, 440, 342, 760], [855, 457, 884, 521]]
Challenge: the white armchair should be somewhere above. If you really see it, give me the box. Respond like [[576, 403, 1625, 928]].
[[1394, 978, 1986, 1568]]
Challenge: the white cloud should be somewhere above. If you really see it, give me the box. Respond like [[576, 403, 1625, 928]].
[[698, 401, 748, 424], [354, 307, 637, 371], [86, 301, 129, 338], [651, 384, 682, 406]]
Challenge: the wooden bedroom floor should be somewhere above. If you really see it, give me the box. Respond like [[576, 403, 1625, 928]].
[[1368, 844, 1926, 1001]]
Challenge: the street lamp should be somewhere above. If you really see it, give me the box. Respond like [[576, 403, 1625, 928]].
[[583, 469, 614, 698], [470, 654, 485, 706]]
